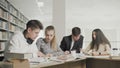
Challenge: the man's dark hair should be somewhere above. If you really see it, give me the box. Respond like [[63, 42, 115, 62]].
[[72, 27, 81, 36], [26, 20, 43, 30]]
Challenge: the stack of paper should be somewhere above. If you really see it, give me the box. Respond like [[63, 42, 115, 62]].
[[28, 57, 45, 63], [85, 55, 110, 58]]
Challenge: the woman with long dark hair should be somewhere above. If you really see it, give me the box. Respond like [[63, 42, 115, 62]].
[[83, 29, 111, 56]]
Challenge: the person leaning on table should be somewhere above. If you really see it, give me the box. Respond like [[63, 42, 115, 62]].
[[36, 25, 64, 57], [4, 20, 45, 58], [60, 27, 84, 54], [83, 29, 111, 56]]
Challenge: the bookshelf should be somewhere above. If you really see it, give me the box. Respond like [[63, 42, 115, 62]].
[[0, 0, 28, 59]]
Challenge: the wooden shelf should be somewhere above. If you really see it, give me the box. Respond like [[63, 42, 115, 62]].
[[0, 0, 28, 54]]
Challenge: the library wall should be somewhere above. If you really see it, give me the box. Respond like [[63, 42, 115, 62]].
[[65, 0, 120, 49], [0, 0, 28, 56]]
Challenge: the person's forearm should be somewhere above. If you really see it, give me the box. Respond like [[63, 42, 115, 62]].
[[100, 51, 110, 55], [37, 51, 45, 57]]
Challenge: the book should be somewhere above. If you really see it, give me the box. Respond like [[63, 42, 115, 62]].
[[0, 42, 5, 51], [0, 7, 8, 19], [0, 20, 2, 27], [2, 21, 7, 29], [0, 31, 2, 40], [5, 53, 33, 59], [0, 42, 1, 50], [9, 23, 15, 31], [2, 31, 7, 40], [0, 8, 3, 18], [3, 11, 8, 20], [0, 0, 7, 8]]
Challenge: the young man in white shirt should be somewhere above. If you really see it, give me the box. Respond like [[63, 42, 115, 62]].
[[5, 20, 45, 58]]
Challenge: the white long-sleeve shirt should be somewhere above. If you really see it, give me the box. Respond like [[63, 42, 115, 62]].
[[6, 31, 38, 57]]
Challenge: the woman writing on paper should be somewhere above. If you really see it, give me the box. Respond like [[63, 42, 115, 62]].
[[36, 25, 63, 57], [83, 29, 111, 56]]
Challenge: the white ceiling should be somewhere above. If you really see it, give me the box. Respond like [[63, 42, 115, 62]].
[[8, 0, 52, 26]]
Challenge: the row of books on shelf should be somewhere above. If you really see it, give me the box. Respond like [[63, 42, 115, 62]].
[[0, 0, 28, 54], [9, 4, 17, 18], [0, 31, 8, 40], [8, 14, 26, 28], [9, 8, 28, 23], [0, 8, 26, 29], [0, 3, 28, 27], [0, 0, 8, 9], [0, 7, 8, 20], [9, 23, 25, 32], [7, 1, 28, 23], [0, 21, 25, 32], [0, 20, 8, 30], [9, 24, 15, 32]]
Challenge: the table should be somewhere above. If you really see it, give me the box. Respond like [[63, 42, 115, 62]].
[[86, 56, 120, 68], [30, 58, 86, 68], [31, 56, 120, 68]]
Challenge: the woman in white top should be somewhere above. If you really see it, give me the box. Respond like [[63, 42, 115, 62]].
[[83, 29, 111, 56], [5, 20, 45, 58]]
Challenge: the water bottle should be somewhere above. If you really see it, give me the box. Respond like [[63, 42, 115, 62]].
[[112, 48, 118, 56]]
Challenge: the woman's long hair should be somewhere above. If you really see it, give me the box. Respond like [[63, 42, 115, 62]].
[[90, 29, 111, 51], [45, 25, 57, 51]]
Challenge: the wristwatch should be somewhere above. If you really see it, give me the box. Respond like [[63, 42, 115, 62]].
[[99, 52, 101, 55]]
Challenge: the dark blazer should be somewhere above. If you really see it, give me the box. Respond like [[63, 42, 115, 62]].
[[60, 35, 84, 53]]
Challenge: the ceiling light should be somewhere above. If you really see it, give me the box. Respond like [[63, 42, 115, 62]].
[[37, 2, 44, 7]]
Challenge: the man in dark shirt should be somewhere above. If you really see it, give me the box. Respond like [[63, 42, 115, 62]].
[[60, 27, 84, 54]]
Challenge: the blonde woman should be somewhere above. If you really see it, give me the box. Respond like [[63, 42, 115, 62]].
[[36, 25, 63, 56]]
